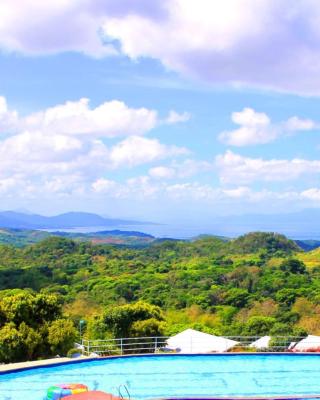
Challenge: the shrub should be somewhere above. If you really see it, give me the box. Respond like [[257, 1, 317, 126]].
[[47, 319, 77, 356]]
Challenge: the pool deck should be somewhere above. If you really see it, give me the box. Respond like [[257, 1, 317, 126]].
[[0, 355, 90, 372]]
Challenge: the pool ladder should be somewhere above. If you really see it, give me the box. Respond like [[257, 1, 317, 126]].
[[118, 384, 131, 400]]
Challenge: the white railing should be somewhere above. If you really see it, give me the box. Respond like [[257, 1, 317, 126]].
[[80, 336, 313, 356], [81, 336, 169, 356]]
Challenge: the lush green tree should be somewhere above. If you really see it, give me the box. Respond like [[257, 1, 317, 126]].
[[104, 301, 164, 338], [47, 319, 77, 355], [19, 322, 42, 360], [228, 232, 300, 255], [131, 318, 165, 337], [280, 258, 306, 274], [0, 323, 24, 362], [224, 288, 250, 308], [275, 288, 298, 307], [243, 316, 276, 336], [1, 230, 320, 360], [85, 316, 110, 340], [0, 290, 66, 362]]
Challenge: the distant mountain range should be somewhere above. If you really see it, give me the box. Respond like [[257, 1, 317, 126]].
[[1, 208, 320, 240], [0, 211, 149, 230]]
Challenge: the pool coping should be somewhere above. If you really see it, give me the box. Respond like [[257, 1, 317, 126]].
[[1, 352, 320, 376]]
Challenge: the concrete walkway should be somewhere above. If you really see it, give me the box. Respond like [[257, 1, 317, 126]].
[[0, 355, 90, 373]]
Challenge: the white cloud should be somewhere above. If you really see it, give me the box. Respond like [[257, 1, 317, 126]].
[[149, 159, 212, 180], [219, 108, 317, 146], [109, 136, 188, 168], [23, 98, 159, 138], [165, 110, 191, 124], [0, 177, 18, 194], [0, 96, 18, 133], [0, 95, 190, 198], [216, 150, 320, 184], [101, 0, 320, 94], [284, 116, 317, 132], [1, 96, 190, 139], [301, 188, 320, 202], [0, 0, 116, 57], [92, 178, 118, 194], [0, 131, 188, 190], [219, 108, 276, 146], [3, 2, 320, 93], [149, 166, 176, 179]]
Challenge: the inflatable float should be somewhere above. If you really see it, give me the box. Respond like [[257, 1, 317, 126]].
[[45, 383, 88, 399]]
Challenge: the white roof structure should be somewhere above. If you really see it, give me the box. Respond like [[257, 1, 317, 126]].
[[293, 335, 320, 351], [249, 336, 271, 349], [166, 329, 239, 353]]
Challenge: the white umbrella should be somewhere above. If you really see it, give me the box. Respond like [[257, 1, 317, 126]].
[[293, 335, 320, 352], [249, 336, 271, 349], [166, 329, 239, 353]]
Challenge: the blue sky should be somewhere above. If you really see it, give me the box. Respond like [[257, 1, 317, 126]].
[[1, 0, 320, 224]]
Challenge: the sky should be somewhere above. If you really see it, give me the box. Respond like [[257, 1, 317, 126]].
[[1, 0, 320, 224]]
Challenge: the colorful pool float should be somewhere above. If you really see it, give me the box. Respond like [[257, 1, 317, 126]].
[[45, 383, 88, 400]]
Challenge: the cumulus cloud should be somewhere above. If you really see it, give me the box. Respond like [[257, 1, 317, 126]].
[[91, 178, 119, 194], [23, 98, 160, 138], [301, 188, 320, 202], [284, 116, 317, 132], [0, 0, 116, 57], [110, 136, 188, 168], [3, 2, 320, 93], [149, 159, 212, 180], [0, 96, 18, 133], [165, 111, 191, 124], [219, 108, 276, 146], [0, 131, 188, 190], [102, 0, 320, 94], [0, 95, 190, 198], [149, 166, 176, 180], [1, 97, 189, 139], [216, 150, 320, 184], [90, 176, 320, 208], [0, 0, 167, 57], [219, 108, 317, 146]]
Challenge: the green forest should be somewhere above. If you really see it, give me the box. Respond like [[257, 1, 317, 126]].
[[1, 231, 320, 363]]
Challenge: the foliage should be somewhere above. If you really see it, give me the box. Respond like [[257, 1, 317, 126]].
[[47, 319, 78, 355], [243, 316, 277, 336], [131, 318, 165, 337], [280, 258, 307, 274], [0, 228, 156, 247], [0, 323, 24, 362], [0, 231, 320, 362], [0, 290, 75, 362], [103, 301, 164, 338], [228, 232, 301, 255]]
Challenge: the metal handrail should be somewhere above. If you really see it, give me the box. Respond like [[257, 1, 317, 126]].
[[80, 335, 317, 356]]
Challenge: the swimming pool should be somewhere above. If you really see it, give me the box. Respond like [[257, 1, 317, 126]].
[[1, 354, 320, 400]]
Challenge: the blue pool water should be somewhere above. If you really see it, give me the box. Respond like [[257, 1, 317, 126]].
[[1, 354, 320, 400]]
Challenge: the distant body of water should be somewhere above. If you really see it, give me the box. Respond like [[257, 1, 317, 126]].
[[44, 224, 208, 239], [43, 224, 320, 240]]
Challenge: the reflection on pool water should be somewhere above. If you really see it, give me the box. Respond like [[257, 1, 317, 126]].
[[1, 354, 320, 400]]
